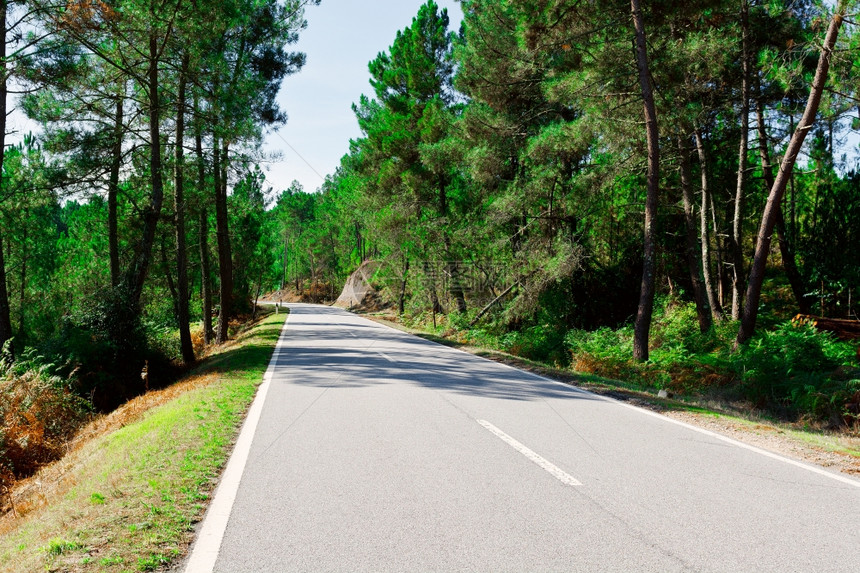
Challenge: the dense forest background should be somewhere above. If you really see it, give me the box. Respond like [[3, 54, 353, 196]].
[[265, 0, 860, 424], [2, 0, 860, 487], [271, 0, 860, 343]]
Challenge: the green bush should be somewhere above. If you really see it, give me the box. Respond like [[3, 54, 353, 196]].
[[787, 376, 860, 424], [40, 286, 183, 411], [733, 321, 858, 421], [144, 321, 182, 361], [446, 310, 475, 331], [500, 323, 568, 364], [464, 325, 504, 349], [564, 326, 633, 363], [562, 326, 671, 387]]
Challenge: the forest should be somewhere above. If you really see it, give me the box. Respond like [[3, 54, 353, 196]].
[[1, 0, 860, 489], [266, 0, 860, 427], [0, 0, 319, 488]]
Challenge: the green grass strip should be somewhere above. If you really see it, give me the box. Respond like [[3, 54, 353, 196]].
[[0, 311, 287, 573]]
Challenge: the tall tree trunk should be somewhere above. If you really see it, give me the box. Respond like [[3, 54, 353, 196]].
[[124, 29, 166, 307], [677, 136, 712, 332], [174, 53, 194, 364], [424, 261, 443, 314], [281, 234, 288, 291], [788, 111, 797, 243], [214, 138, 232, 343], [0, 0, 15, 359], [439, 183, 466, 313], [737, 2, 846, 346], [730, 0, 750, 320], [755, 96, 811, 315], [16, 213, 26, 345], [445, 258, 467, 313], [195, 121, 214, 345], [108, 86, 123, 287], [160, 236, 180, 319], [199, 206, 214, 344], [713, 194, 727, 309], [631, 0, 659, 362], [0, 230, 12, 360], [695, 128, 724, 322], [399, 256, 409, 315], [252, 267, 264, 321], [354, 222, 362, 263]]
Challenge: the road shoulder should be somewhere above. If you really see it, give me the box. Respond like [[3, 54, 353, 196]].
[[365, 314, 860, 479]]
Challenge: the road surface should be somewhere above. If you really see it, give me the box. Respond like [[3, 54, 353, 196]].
[[185, 303, 860, 572]]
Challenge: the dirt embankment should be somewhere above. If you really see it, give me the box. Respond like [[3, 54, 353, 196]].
[[262, 282, 336, 305]]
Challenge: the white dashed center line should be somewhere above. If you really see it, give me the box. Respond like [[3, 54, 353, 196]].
[[377, 351, 395, 362], [478, 419, 582, 487]]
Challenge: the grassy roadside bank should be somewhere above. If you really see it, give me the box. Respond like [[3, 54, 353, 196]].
[[0, 310, 286, 573], [365, 312, 860, 472]]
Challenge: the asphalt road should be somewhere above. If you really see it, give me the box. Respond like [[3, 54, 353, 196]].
[[186, 303, 860, 572]]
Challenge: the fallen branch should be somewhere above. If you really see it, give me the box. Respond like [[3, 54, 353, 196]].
[[469, 283, 518, 327], [793, 314, 860, 341]]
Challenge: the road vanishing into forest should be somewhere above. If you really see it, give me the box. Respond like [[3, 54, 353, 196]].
[[182, 303, 860, 572]]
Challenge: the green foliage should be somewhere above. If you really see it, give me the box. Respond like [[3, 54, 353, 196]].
[[38, 286, 182, 411], [43, 539, 83, 556], [565, 326, 634, 365], [562, 326, 671, 388], [733, 322, 858, 420], [144, 322, 183, 363], [648, 298, 736, 362], [231, 166, 273, 311], [500, 322, 569, 364], [796, 167, 860, 316], [559, 298, 859, 424]]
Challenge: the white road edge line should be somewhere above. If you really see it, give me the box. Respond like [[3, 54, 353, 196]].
[[478, 419, 582, 487], [610, 400, 860, 489], [343, 306, 860, 490], [184, 312, 292, 573]]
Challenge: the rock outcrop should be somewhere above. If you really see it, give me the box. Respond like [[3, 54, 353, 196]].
[[335, 261, 381, 308]]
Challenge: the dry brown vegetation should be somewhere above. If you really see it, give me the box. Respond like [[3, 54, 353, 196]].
[[1, 370, 89, 498], [262, 283, 337, 305]]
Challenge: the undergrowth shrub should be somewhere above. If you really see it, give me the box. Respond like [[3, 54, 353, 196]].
[[0, 347, 90, 492], [145, 321, 182, 360], [446, 311, 475, 331], [464, 324, 504, 349], [500, 323, 568, 364], [565, 300, 734, 393], [417, 293, 858, 426], [733, 322, 859, 423], [648, 300, 737, 393], [42, 287, 183, 411], [565, 326, 632, 365], [563, 326, 670, 386]]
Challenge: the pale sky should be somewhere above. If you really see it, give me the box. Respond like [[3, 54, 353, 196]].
[[260, 0, 464, 194]]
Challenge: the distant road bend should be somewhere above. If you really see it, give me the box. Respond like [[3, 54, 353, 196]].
[[184, 303, 860, 573]]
